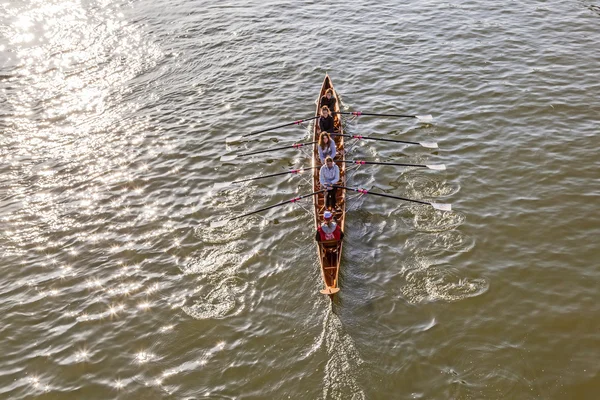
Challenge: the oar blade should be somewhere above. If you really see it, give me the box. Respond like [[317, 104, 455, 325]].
[[416, 114, 433, 123], [426, 164, 446, 171], [419, 141, 438, 149], [431, 203, 452, 212], [220, 154, 238, 162], [212, 181, 232, 190], [210, 220, 228, 228], [225, 135, 244, 144]]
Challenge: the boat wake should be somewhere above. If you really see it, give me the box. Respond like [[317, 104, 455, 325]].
[[405, 174, 459, 198], [400, 255, 488, 304], [321, 305, 366, 400], [180, 277, 248, 320], [404, 230, 475, 254], [178, 241, 251, 320], [401, 203, 466, 233]]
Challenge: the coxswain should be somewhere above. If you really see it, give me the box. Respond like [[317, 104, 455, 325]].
[[315, 210, 344, 242]]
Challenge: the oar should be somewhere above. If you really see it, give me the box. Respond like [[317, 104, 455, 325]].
[[334, 111, 433, 122], [213, 167, 319, 189], [211, 189, 326, 227], [220, 141, 317, 162], [331, 133, 438, 149], [342, 160, 446, 170], [333, 185, 451, 211], [226, 116, 317, 143], [241, 116, 320, 138]]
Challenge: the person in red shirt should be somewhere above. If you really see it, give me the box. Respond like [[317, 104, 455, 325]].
[[315, 210, 344, 242]]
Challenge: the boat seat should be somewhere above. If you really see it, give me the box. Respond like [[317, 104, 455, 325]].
[[320, 240, 340, 253]]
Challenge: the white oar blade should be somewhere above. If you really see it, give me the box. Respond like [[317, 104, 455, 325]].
[[431, 203, 452, 212], [426, 164, 446, 171], [210, 220, 228, 228], [416, 114, 433, 123], [212, 181, 231, 190], [220, 154, 238, 162], [225, 135, 244, 144], [419, 141, 438, 149]]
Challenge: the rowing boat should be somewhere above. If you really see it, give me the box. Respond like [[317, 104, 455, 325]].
[[216, 76, 448, 298], [313, 74, 345, 296]]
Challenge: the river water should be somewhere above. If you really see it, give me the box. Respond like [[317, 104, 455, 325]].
[[1, 0, 599, 399]]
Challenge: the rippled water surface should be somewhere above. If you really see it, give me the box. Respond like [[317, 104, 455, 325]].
[[1, 0, 599, 399]]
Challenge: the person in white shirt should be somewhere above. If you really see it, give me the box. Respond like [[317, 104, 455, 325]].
[[319, 156, 340, 210]]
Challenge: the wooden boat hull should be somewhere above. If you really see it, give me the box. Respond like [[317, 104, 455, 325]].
[[313, 75, 346, 296]]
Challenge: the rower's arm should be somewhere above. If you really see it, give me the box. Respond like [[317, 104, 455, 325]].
[[319, 167, 326, 187]]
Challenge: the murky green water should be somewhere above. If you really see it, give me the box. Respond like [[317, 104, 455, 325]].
[[1, 0, 599, 398]]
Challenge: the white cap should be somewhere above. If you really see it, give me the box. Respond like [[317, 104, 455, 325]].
[[323, 210, 333, 219]]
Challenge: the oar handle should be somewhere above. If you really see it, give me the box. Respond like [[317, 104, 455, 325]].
[[244, 115, 319, 137]]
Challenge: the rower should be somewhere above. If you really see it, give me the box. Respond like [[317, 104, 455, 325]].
[[317, 132, 336, 164], [319, 156, 340, 211], [319, 88, 336, 116], [315, 210, 344, 242], [318, 105, 335, 134]]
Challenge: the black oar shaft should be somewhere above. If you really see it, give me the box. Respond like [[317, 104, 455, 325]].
[[239, 141, 317, 157], [244, 116, 319, 137], [342, 160, 427, 168], [335, 111, 418, 118], [331, 133, 419, 146], [229, 190, 326, 221], [333, 185, 431, 206], [233, 167, 318, 184]]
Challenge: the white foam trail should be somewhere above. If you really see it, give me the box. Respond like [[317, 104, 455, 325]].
[[321, 305, 366, 400]]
